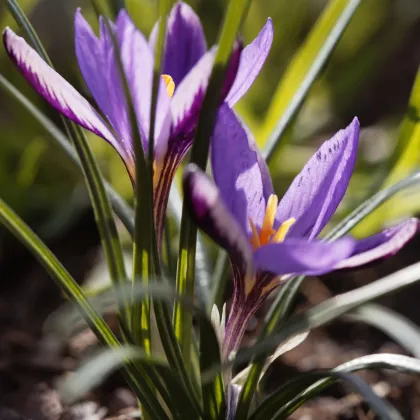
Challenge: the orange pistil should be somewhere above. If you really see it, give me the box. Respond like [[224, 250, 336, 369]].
[[161, 74, 175, 97], [249, 194, 295, 250]]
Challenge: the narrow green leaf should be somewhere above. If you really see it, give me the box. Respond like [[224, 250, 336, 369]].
[[237, 169, 420, 417], [260, 0, 361, 161], [253, 371, 402, 420], [345, 303, 420, 359], [61, 345, 201, 420], [254, 354, 420, 419], [353, 67, 420, 236], [209, 251, 229, 313], [325, 171, 420, 242], [175, 0, 252, 374], [235, 272, 306, 418], [226, 261, 420, 373], [6, 0, 130, 330], [168, 184, 211, 306], [0, 197, 167, 419], [200, 314, 225, 419], [60, 347, 163, 403], [0, 74, 135, 236]]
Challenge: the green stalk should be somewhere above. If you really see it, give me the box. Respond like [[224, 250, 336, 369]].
[[6, 0, 130, 330], [91, 4, 197, 403], [147, 1, 203, 402], [174, 0, 253, 373], [0, 197, 167, 419], [140, 0, 171, 355]]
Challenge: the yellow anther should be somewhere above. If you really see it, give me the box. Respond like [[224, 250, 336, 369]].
[[272, 218, 296, 243], [162, 74, 175, 97], [260, 194, 278, 245], [248, 194, 296, 249]]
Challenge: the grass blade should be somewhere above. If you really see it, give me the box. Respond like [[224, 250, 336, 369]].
[[0, 197, 166, 418], [168, 184, 211, 306], [200, 315, 225, 419], [174, 0, 251, 373], [6, 0, 130, 330], [353, 67, 420, 236], [345, 303, 420, 359], [227, 261, 420, 372], [261, 0, 361, 161], [0, 74, 135, 236], [255, 353, 420, 419]]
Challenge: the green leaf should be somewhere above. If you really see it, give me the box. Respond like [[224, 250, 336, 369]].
[[234, 273, 307, 419], [0, 197, 166, 419], [200, 310, 225, 419], [260, 0, 361, 161], [60, 347, 163, 403], [345, 303, 420, 359], [254, 353, 420, 419], [245, 261, 420, 367], [353, 67, 420, 237], [252, 372, 402, 420], [168, 182, 211, 306], [203, 261, 420, 383], [0, 74, 135, 237], [61, 345, 201, 420], [236, 168, 420, 417], [7, 0, 130, 331], [325, 171, 420, 242], [175, 0, 252, 374]]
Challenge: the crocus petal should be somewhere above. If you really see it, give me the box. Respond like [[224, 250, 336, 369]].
[[170, 41, 242, 147], [170, 47, 216, 140], [336, 218, 419, 269], [276, 118, 360, 239], [3, 28, 128, 162], [183, 164, 253, 273], [226, 384, 241, 419], [253, 237, 356, 276], [75, 10, 133, 158], [149, 1, 206, 86], [116, 10, 170, 151], [211, 105, 273, 235], [225, 19, 273, 107]]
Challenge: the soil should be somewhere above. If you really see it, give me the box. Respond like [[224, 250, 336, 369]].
[[0, 210, 420, 420]]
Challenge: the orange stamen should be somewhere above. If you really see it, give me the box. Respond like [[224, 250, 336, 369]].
[[248, 194, 296, 249]]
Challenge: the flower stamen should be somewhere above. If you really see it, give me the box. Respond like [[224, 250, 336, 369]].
[[249, 194, 296, 249], [162, 74, 175, 97]]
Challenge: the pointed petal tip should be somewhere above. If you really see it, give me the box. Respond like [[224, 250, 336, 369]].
[[336, 218, 420, 270]]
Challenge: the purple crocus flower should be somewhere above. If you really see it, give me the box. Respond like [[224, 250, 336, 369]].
[[184, 105, 419, 358], [3, 2, 273, 249]]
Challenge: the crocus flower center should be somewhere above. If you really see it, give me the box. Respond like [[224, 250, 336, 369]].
[[161, 74, 175, 97], [249, 194, 295, 250]]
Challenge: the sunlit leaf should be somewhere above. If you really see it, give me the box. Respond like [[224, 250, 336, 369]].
[[260, 0, 361, 161]]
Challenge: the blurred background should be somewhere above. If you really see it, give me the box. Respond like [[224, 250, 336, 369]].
[[0, 1, 419, 417]]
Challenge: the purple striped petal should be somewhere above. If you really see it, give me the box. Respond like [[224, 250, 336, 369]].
[[170, 47, 216, 139], [211, 105, 273, 235], [336, 218, 419, 269], [253, 237, 356, 276], [116, 10, 170, 152], [225, 19, 273, 107], [3, 28, 129, 164], [276, 118, 360, 239], [75, 10, 133, 159], [149, 1, 206, 86], [183, 164, 253, 273]]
